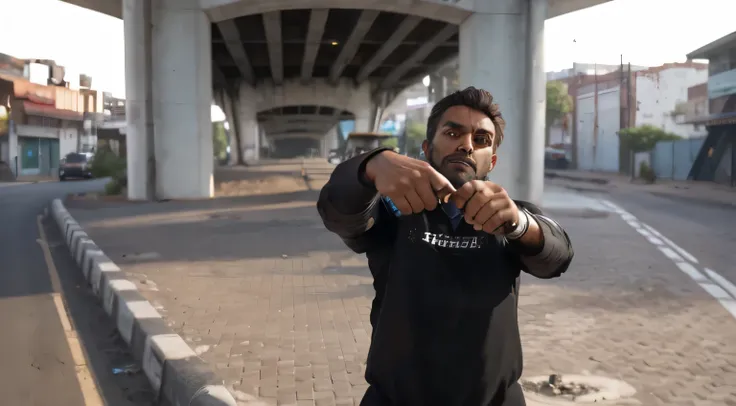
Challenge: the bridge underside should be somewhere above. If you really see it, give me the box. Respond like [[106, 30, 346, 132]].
[[212, 9, 458, 96], [71, 0, 613, 201]]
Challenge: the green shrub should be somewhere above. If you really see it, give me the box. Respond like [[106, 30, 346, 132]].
[[90, 148, 126, 179], [91, 149, 127, 195], [104, 179, 125, 195]]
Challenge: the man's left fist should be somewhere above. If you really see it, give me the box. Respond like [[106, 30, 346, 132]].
[[450, 180, 519, 234]]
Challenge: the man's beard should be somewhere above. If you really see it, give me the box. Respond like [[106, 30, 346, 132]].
[[427, 145, 478, 189]]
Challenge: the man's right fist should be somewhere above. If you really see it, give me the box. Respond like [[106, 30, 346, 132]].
[[364, 151, 456, 215]]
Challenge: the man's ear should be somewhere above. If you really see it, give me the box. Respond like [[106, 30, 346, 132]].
[[421, 140, 429, 159], [490, 153, 497, 171]]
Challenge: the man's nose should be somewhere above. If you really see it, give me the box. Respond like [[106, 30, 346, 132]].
[[457, 134, 473, 154]]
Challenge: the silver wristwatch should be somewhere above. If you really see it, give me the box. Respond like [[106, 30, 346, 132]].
[[505, 208, 530, 240]]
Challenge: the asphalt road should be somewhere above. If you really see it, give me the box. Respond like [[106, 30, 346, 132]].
[[581, 186, 736, 293], [0, 180, 154, 405]]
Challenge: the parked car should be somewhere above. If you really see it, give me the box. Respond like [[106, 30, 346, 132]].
[[59, 152, 93, 181], [544, 147, 570, 170], [327, 149, 342, 164]]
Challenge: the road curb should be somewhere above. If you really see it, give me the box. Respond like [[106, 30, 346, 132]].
[[544, 171, 611, 185], [49, 198, 238, 406]]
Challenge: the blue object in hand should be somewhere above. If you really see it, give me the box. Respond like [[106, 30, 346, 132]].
[[382, 196, 402, 217]]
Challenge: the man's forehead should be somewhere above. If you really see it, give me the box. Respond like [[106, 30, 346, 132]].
[[440, 106, 495, 132]]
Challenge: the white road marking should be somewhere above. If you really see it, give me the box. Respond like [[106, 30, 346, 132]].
[[704, 268, 736, 301], [658, 246, 684, 262], [36, 214, 104, 406], [600, 199, 736, 321], [641, 223, 699, 264]]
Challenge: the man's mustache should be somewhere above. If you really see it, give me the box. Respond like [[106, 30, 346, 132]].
[[443, 154, 477, 172]]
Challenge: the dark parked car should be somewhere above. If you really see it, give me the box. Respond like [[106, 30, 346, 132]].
[[59, 152, 93, 181], [544, 147, 570, 170]]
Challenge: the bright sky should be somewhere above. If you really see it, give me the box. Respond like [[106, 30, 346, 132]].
[[0, 0, 732, 100]]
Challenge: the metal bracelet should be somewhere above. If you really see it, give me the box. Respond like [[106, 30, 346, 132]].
[[506, 209, 530, 240]]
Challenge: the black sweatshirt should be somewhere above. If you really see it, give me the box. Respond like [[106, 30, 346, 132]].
[[317, 149, 574, 406]]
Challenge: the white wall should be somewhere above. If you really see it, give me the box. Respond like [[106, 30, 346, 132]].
[[60, 127, 79, 157], [635, 67, 708, 138], [8, 125, 17, 175], [576, 87, 621, 172]]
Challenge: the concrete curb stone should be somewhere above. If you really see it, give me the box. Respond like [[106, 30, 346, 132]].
[[48, 198, 238, 406]]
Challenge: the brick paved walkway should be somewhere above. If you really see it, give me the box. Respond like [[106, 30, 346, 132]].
[[67, 164, 736, 406]]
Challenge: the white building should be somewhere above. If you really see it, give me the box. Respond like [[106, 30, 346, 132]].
[[572, 62, 708, 172], [635, 64, 709, 138]]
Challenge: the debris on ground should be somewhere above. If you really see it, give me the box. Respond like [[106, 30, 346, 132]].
[[112, 364, 141, 375], [521, 374, 599, 400]]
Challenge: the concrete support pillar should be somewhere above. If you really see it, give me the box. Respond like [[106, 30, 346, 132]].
[[459, 0, 546, 204], [123, 0, 154, 200], [524, 0, 547, 205], [216, 89, 240, 166], [354, 113, 373, 133], [151, 0, 213, 199], [322, 125, 340, 157], [236, 84, 260, 163]]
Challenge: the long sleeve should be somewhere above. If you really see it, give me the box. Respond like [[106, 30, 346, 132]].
[[316, 148, 397, 253], [506, 201, 574, 279]]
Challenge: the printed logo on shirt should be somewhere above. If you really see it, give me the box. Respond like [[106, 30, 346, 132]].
[[421, 232, 486, 249]]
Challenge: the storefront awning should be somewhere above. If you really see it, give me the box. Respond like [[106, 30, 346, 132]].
[[23, 101, 84, 121]]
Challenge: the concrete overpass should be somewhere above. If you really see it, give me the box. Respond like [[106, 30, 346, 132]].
[[63, 0, 611, 202]]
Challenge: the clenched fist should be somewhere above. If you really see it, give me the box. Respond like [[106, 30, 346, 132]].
[[365, 151, 456, 215], [450, 180, 519, 234]]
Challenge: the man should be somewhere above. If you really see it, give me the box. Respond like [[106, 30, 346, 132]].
[[317, 87, 573, 406]]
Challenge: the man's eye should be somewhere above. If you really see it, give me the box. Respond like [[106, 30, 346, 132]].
[[446, 131, 458, 137], [474, 136, 490, 146]]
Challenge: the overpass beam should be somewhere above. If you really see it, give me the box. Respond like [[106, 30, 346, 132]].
[[355, 15, 421, 84], [301, 9, 329, 82], [459, 0, 546, 204], [263, 11, 284, 85], [217, 20, 255, 86], [328, 10, 379, 85]]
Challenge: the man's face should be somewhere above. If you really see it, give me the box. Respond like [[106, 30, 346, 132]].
[[422, 105, 497, 188]]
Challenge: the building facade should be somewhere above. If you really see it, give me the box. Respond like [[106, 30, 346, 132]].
[[685, 31, 736, 186], [555, 62, 707, 172], [0, 53, 104, 178]]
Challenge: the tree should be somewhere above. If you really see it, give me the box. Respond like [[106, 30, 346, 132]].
[[405, 121, 427, 157], [546, 81, 573, 146], [618, 125, 682, 152], [212, 122, 228, 163], [381, 137, 399, 150]]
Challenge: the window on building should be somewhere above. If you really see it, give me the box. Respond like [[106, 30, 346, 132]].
[[27, 115, 61, 128]]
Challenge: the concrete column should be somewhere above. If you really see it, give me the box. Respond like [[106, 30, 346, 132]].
[[236, 84, 260, 163], [523, 0, 547, 205], [322, 125, 340, 157], [123, 0, 154, 200], [354, 113, 372, 133], [151, 0, 213, 199], [459, 0, 546, 204], [216, 89, 240, 165]]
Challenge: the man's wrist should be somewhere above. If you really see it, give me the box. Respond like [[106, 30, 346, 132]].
[[359, 148, 390, 186]]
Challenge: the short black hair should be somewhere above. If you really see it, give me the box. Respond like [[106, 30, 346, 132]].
[[426, 86, 505, 150]]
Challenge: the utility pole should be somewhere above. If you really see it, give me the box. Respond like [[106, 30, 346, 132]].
[[627, 62, 632, 129], [593, 63, 599, 169], [627, 61, 634, 179]]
